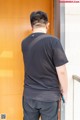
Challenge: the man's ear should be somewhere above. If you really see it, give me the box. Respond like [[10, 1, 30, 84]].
[[32, 26, 34, 31], [46, 22, 50, 30]]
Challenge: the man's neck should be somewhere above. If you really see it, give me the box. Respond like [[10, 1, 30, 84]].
[[32, 27, 47, 33]]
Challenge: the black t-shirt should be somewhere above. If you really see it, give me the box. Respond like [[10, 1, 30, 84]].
[[21, 33, 68, 102]]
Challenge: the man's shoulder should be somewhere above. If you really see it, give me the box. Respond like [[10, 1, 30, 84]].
[[46, 34, 59, 40], [45, 34, 59, 44], [22, 34, 31, 41], [21, 34, 32, 45]]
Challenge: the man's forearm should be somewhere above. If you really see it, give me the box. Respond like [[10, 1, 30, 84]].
[[56, 65, 68, 100]]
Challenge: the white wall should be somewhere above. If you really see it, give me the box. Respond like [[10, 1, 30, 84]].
[[65, 3, 80, 120]]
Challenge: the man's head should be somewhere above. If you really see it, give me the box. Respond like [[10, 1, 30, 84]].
[[30, 11, 49, 32]]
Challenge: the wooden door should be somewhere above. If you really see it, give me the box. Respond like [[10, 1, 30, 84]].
[[0, 0, 54, 120]]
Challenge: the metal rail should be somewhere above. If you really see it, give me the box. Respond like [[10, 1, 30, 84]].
[[72, 75, 80, 82], [72, 75, 80, 120]]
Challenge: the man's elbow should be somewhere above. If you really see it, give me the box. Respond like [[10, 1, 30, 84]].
[[56, 64, 67, 75]]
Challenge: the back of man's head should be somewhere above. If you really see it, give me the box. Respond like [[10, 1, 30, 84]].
[[30, 11, 48, 28]]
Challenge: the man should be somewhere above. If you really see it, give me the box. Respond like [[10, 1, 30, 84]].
[[21, 11, 68, 120]]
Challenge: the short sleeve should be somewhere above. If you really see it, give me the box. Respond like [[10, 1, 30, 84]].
[[52, 39, 68, 67]]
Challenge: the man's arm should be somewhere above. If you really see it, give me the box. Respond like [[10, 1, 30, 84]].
[[56, 64, 68, 101]]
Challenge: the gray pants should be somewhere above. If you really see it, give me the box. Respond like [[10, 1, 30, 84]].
[[23, 97, 59, 120]]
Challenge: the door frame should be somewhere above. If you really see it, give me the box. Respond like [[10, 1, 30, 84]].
[[54, 1, 65, 120]]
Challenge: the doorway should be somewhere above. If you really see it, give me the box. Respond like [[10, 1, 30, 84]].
[[0, 0, 55, 120]]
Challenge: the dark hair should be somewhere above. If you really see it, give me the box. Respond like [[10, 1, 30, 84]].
[[30, 11, 48, 27]]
